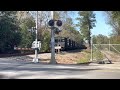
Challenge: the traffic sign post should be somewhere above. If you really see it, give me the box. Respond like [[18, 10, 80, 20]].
[[33, 11, 39, 63], [31, 41, 41, 50], [28, 11, 42, 63]]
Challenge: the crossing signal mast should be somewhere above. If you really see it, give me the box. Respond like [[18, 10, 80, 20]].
[[31, 11, 41, 63], [48, 11, 62, 64]]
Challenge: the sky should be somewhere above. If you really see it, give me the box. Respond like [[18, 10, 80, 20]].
[[31, 11, 112, 37], [71, 11, 112, 37]]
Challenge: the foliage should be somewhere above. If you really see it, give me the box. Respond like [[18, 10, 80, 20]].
[[40, 31, 51, 52], [83, 49, 91, 53], [77, 52, 90, 64], [104, 11, 120, 53], [76, 11, 96, 48], [0, 11, 85, 54], [105, 11, 120, 36], [93, 50, 104, 60], [60, 17, 84, 45], [92, 34, 109, 44], [0, 11, 21, 53], [108, 36, 120, 53], [18, 16, 36, 48], [77, 49, 104, 64]]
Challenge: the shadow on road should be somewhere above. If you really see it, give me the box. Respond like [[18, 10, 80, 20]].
[[3, 67, 101, 79], [0, 62, 102, 79], [0, 74, 6, 79]]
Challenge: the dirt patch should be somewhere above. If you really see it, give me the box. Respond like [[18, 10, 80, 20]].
[[56, 52, 85, 64], [27, 50, 86, 64]]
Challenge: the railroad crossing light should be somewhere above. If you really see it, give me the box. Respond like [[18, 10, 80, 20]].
[[48, 20, 62, 27], [48, 19, 62, 34], [56, 20, 62, 27], [48, 19, 54, 26]]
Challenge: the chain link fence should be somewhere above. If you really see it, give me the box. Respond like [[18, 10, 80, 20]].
[[91, 41, 120, 63]]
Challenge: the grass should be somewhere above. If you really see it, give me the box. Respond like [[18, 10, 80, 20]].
[[93, 50, 104, 61], [77, 49, 104, 64], [77, 50, 91, 64], [83, 49, 91, 53]]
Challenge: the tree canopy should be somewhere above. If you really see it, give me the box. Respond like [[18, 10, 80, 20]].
[[0, 11, 21, 53], [76, 11, 96, 48]]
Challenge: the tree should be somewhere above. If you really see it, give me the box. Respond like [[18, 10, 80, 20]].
[[27, 11, 84, 52], [16, 11, 30, 21], [40, 31, 51, 52], [76, 11, 96, 49], [105, 11, 120, 46], [58, 16, 83, 45], [18, 15, 36, 48], [92, 34, 109, 44], [105, 11, 120, 36], [0, 11, 21, 53]]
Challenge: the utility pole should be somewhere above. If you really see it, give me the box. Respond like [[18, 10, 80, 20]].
[[50, 11, 57, 64], [33, 11, 39, 63]]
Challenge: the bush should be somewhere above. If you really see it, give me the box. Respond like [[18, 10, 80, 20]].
[[40, 31, 51, 52]]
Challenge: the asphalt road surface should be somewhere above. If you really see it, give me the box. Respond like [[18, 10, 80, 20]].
[[0, 57, 120, 79]]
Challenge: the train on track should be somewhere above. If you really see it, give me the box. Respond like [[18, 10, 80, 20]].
[[54, 37, 87, 51], [13, 37, 87, 54], [0, 37, 87, 57]]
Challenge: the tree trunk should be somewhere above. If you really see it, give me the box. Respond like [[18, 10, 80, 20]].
[[88, 37, 91, 49], [88, 23, 91, 49]]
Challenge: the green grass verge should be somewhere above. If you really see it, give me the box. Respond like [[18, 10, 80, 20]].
[[77, 49, 104, 64], [77, 50, 91, 64]]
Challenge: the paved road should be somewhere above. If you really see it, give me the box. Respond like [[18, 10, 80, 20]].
[[0, 57, 120, 79]]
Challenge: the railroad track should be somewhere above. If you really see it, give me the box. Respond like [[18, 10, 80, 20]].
[[0, 49, 81, 58], [0, 52, 34, 58]]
